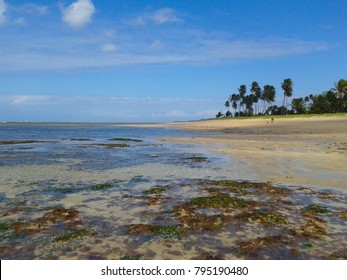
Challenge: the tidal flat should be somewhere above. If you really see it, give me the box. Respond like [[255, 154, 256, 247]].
[[0, 122, 346, 259]]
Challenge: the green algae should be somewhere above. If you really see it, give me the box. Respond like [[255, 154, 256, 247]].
[[0, 221, 14, 232], [0, 140, 52, 145], [93, 143, 129, 148], [183, 156, 208, 162], [89, 183, 115, 191], [151, 225, 183, 238], [129, 176, 150, 183], [143, 186, 168, 195], [338, 211, 347, 220], [2, 177, 347, 259], [108, 138, 143, 142], [120, 255, 142, 260], [250, 212, 289, 226], [301, 242, 313, 249], [69, 138, 91, 141], [305, 204, 329, 214], [211, 219, 223, 229], [211, 180, 246, 188], [189, 195, 247, 209], [128, 224, 183, 238], [54, 228, 88, 242]]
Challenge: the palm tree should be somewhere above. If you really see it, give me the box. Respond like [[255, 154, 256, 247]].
[[333, 79, 347, 98], [291, 98, 306, 114], [263, 85, 276, 113], [229, 94, 238, 116], [225, 100, 230, 110], [250, 81, 261, 115], [333, 79, 347, 111], [224, 100, 231, 117], [238, 85, 247, 113], [281, 78, 293, 114]]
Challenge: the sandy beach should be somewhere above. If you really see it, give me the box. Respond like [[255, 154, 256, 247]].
[[159, 116, 347, 190]]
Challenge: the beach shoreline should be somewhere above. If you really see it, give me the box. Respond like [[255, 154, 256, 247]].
[[157, 116, 347, 190]]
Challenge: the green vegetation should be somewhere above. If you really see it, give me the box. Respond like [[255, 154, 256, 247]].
[[150, 225, 183, 238], [189, 195, 247, 209], [210, 180, 246, 188], [217, 78, 347, 118], [0, 140, 49, 145], [69, 138, 91, 141], [108, 138, 143, 142], [143, 186, 168, 195], [54, 228, 88, 242], [338, 212, 347, 221], [183, 156, 208, 162], [89, 183, 115, 191], [0, 221, 14, 232], [129, 176, 150, 183], [120, 255, 142, 260], [128, 224, 183, 238], [250, 212, 289, 226], [301, 242, 313, 249], [305, 204, 329, 214], [92, 143, 129, 148]]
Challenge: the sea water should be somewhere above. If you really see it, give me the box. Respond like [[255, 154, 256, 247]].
[[0, 123, 236, 259]]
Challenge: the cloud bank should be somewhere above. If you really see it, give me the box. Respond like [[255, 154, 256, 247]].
[[0, 35, 329, 71], [62, 0, 95, 28], [0, 0, 7, 24], [1, 95, 221, 122]]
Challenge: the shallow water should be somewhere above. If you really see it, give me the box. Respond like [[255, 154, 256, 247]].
[[0, 124, 346, 259]]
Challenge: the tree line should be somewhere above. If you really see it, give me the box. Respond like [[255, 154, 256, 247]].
[[216, 78, 347, 118]]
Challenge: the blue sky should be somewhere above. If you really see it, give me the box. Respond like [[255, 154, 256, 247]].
[[0, 0, 346, 122]]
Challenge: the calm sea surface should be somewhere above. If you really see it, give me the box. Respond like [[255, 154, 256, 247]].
[[0, 123, 346, 259]]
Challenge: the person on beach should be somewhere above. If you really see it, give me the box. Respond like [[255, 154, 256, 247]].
[[266, 118, 269, 124], [271, 118, 274, 124]]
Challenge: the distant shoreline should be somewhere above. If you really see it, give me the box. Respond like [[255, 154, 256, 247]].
[[158, 115, 347, 190], [1, 113, 346, 127]]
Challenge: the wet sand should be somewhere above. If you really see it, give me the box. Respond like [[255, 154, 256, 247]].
[[159, 116, 347, 190]]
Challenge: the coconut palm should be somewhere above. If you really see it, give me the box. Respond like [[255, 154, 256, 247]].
[[291, 98, 306, 114], [224, 100, 231, 117], [333, 79, 347, 111], [281, 78, 293, 114], [263, 85, 276, 113], [333, 79, 347, 98], [250, 81, 261, 114], [238, 85, 247, 112], [224, 100, 230, 110], [229, 94, 238, 116]]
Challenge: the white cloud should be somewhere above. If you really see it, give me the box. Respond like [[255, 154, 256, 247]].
[[0, 94, 251, 121], [103, 29, 117, 38], [127, 8, 181, 26], [0, 26, 330, 71], [62, 0, 95, 28], [127, 15, 146, 26], [11, 95, 56, 105], [198, 38, 329, 61], [14, 17, 26, 25], [0, 0, 7, 24], [19, 4, 48, 15], [150, 40, 163, 50], [101, 43, 117, 52], [152, 8, 181, 25], [164, 110, 187, 117]]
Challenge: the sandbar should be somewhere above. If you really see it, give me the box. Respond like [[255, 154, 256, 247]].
[[158, 116, 347, 190]]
